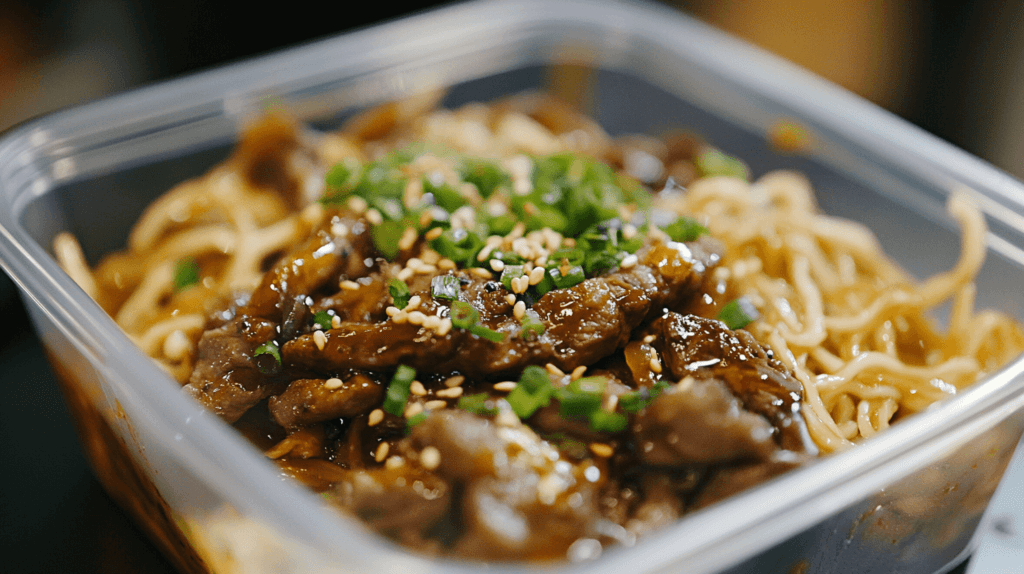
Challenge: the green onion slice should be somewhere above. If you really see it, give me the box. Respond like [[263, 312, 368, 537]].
[[389, 278, 411, 309], [406, 411, 429, 429], [549, 265, 585, 289], [661, 216, 709, 243], [173, 259, 200, 291], [500, 265, 525, 292], [450, 301, 480, 329], [253, 340, 281, 375], [457, 393, 498, 417], [383, 365, 417, 416], [717, 297, 760, 330], [520, 311, 545, 340], [588, 410, 628, 433], [312, 310, 333, 330]]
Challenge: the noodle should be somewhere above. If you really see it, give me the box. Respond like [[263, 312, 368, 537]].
[[57, 95, 1024, 458]]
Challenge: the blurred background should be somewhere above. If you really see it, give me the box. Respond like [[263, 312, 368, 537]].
[[1, 0, 1022, 572]]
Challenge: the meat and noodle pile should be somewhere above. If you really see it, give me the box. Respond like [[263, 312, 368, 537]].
[[54, 93, 1024, 561]]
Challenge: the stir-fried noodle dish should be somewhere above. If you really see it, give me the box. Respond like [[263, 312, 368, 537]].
[[55, 92, 1024, 561]]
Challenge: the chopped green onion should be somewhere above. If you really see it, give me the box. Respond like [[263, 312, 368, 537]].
[[588, 410, 628, 433], [429, 227, 484, 267], [406, 411, 429, 429], [548, 247, 585, 267], [371, 220, 405, 260], [500, 265, 525, 292], [519, 365, 553, 394], [430, 275, 460, 301], [450, 301, 480, 330], [696, 148, 749, 180], [717, 297, 760, 330], [520, 311, 545, 340], [618, 391, 647, 413], [312, 310, 334, 330], [253, 340, 281, 375], [556, 376, 606, 417], [506, 387, 545, 419], [549, 265, 585, 289], [662, 216, 709, 243], [458, 392, 498, 417], [459, 158, 508, 198], [383, 365, 417, 416], [505, 366, 555, 419], [424, 178, 467, 213], [584, 251, 619, 276], [469, 324, 506, 342], [389, 279, 410, 309], [173, 259, 200, 291]]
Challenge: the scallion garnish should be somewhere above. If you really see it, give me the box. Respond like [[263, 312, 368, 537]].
[[457, 392, 498, 417], [383, 365, 417, 416], [430, 275, 460, 301], [500, 265, 525, 292], [556, 376, 606, 417], [661, 216, 709, 243], [173, 258, 200, 291], [549, 265, 585, 289], [253, 340, 281, 375], [389, 278, 410, 309], [312, 310, 334, 330], [520, 311, 545, 340], [505, 366, 555, 419], [696, 148, 749, 180], [717, 297, 760, 330], [588, 410, 628, 433], [406, 411, 429, 429], [371, 220, 405, 260], [450, 301, 506, 342]]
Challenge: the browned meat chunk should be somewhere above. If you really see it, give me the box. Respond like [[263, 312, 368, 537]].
[[331, 466, 451, 544], [268, 374, 383, 429], [652, 312, 817, 455]]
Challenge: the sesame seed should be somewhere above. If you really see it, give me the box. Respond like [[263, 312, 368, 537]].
[[529, 266, 546, 285], [348, 196, 368, 213], [386, 306, 401, 317], [622, 224, 638, 240], [477, 245, 495, 262], [513, 301, 526, 320], [407, 258, 423, 270], [405, 295, 422, 311], [512, 276, 528, 294], [493, 381, 517, 392], [405, 402, 424, 418], [385, 456, 404, 470], [620, 254, 638, 269], [425, 400, 447, 410], [436, 386, 463, 398], [436, 318, 453, 336], [366, 208, 383, 225], [416, 264, 437, 275], [546, 363, 565, 376], [375, 442, 390, 462], [410, 381, 427, 396], [643, 334, 656, 344], [423, 315, 441, 330], [407, 311, 426, 325], [368, 409, 384, 427], [341, 280, 360, 291], [649, 354, 663, 374], [605, 394, 619, 411], [313, 330, 326, 351], [509, 222, 526, 239], [398, 227, 418, 251], [496, 411, 519, 427], [425, 227, 444, 240], [331, 222, 349, 237], [438, 258, 457, 270], [589, 443, 614, 458], [163, 330, 189, 361], [331, 315, 341, 329], [505, 293, 517, 306], [677, 376, 695, 391], [420, 250, 440, 265], [486, 235, 503, 248], [471, 268, 493, 279], [444, 375, 465, 388], [571, 366, 587, 381], [397, 267, 415, 282], [523, 202, 537, 215], [490, 259, 505, 272], [562, 238, 576, 248], [420, 446, 441, 470], [324, 377, 343, 390]]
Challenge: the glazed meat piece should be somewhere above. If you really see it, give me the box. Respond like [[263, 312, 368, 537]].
[[651, 312, 817, 455], [331, 466, 451, 545], [282, 237, 721, 378], [268, 374, 384, 429]]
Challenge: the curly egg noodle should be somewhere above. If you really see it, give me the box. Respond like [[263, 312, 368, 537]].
[[55, 92, 1024, 458]]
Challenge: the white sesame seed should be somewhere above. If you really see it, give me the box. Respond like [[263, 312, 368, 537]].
[[331, 222, 349, 238], [421, 250, 440, 265], [348, 196, 368, 213], [386, 306, 401, 317], [493, 381, 517, 392], [436, 318, 453, 336], [341, 280, 360, 291], [546, 363, 565, 376], [589, 443, 614, 458], [368, 409, 384, 427], [643, 334, 656, 344], [444, 375, 465, 388], [392, 311, 409, 324], [438, 258, 457, 270], [496, 411, 519, 427], [331, 315, 341, 329], [405, 295, 422, 310], [375, 442, 390, 462], [436, 387, 463, 398], [649, 355, 663, 374], [571, 366, 587, 381], [513, 301, 526, 320], [425, 227, 444, 240], [505, 293, 517, 306], [410, 381, 427, 396], [620, 254, 638, 269], [324, 377, 343, 390], [313, 330, 326, 351], [423, 315, 441, 330], [407, 311, 426, 325], [405, 402, 424, 418], [397, 267, 415, 282], [366, 208, 383, 226], [490, 259, 505, 272], [163, 330, 190, 361], [385, 456, 404, 470], [622, 224, 638, 240], [398, 227, 418, 251], [529, 266, 546, 285], [471, 268, 493, 279], [420, 446, 441, 470], [425, 400, 447, 410], [416, 264, 437, 275], [477, 245, 495, 262]]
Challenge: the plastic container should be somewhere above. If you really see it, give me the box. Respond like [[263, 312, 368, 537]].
[[2, 1, 1024, 572]]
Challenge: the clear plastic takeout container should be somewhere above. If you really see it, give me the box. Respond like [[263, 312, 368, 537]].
[[2, 1, 1024, 572]]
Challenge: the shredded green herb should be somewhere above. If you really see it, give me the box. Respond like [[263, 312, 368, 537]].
[[450, 301, 505, 342], [382, 365, 417, 417], [312, 310, 334, 330], [389, 278, 410, 309], [173, 259, 200, 291], [505, 366, 555, 419]]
